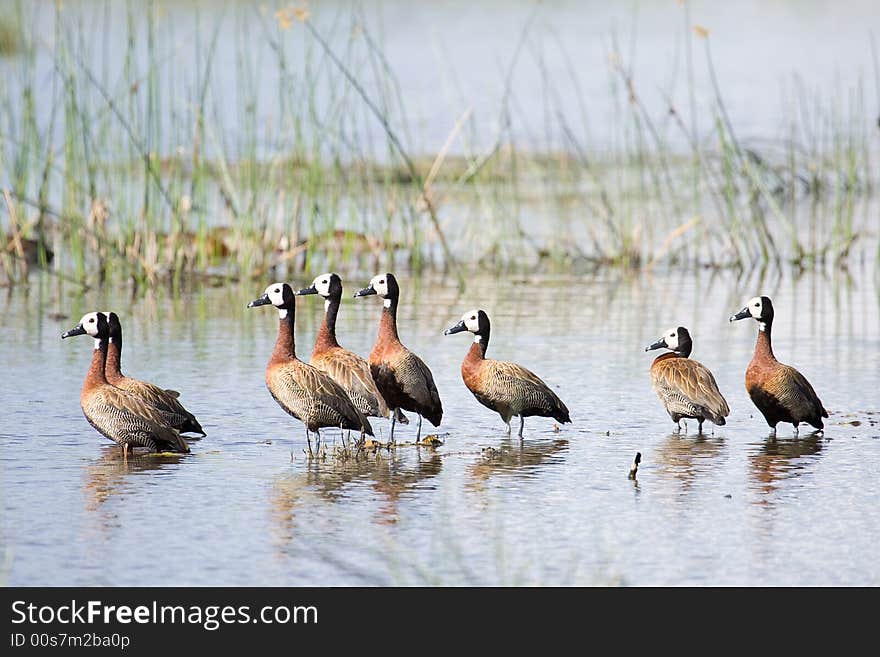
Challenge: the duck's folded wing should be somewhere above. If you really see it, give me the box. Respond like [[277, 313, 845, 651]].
[[653, 358, 729, 418], [486, 360, 568, 416], [90, 387, 188, 451], [396, 351, 442, 410], [313, 349, 389, 417]]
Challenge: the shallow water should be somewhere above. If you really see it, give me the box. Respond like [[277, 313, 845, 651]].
[[1, 265, 878, 585]]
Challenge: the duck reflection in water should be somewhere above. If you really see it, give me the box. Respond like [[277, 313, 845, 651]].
[[749, 433, 823, 500], [655, 432, 725, 495], [84, 445, 185, 512], [270, 448, 444, 544], [467, 437, 568, 493]]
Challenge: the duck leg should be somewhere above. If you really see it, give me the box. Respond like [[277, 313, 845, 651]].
[[390, 410, 397, 444], [698, 419, 705, 435], [416, 415, 423, 442], [518, 416, 525, 438], [305, 428, 313, 457]]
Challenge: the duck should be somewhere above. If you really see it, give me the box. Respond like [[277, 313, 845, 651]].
[[730, 296, 828, 435], [354, 273, 442, 442], [248, 282, 373, 452], [645, 326, 730, 433], [444, 309, 570, 436], [294, 273, 393, 420], [102, 312, 205, 436], [62, 312, 189, 455]]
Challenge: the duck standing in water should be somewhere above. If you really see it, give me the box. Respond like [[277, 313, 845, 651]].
[[730, 296, 828, 435], [445, 309, 570, 437], [645, 326, 729, 434], [62, 312, 189, 456], [248, 283, 373, 453], [354, 273, 442, 442]]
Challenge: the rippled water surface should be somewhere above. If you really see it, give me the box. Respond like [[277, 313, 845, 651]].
[[2, 267, 878, 585]]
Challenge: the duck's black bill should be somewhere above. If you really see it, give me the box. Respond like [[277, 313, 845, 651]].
[[295, 285, 318, 296], [645, 338, 666, 351], [247, 294, 271, 308], [354, 285, 376, 298], [444, 320, 467, 336], [61, 324, 86, 339], [729, 307, 750, 322]]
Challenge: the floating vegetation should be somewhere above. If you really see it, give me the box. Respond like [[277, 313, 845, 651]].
[[1, 2, 877, 292]]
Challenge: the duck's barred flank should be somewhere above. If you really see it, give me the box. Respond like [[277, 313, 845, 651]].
[[369, 351, 443, 426], [82, 388, 189, 453], [466, 360, 570, 424], [266, 360, 374, 434], [650, 358, 730, 425]]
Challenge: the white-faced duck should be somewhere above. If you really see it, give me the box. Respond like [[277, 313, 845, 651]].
[[62, 312, 189, 456], [354, 273, 442, 442], [730, 296, 828, 435], [645, 326, 730, 434], [248, 283, 373, 452], [444, 309, 570, 437], [295, 273, 392, 420], [102, 312, 205, 437]]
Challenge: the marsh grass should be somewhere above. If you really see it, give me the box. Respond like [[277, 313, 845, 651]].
[[0, 1, 877, 292]]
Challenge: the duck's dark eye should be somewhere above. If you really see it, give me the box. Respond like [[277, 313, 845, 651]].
[[471, 316, 476, 320], [322, 280, 327, 284], [89, 318, 95, 323], [274, 288, 280, 293], [379, 280, 385, 284]]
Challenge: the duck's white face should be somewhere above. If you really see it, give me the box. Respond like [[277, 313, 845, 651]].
[[311, 273, 333, 297], [370, 274, 390, 298], [264, 283, 286, 307], [461, 309, 481, 333], [746, 296, 763, 319], [79, 312, 102, 338], [663, 326, 679, 351]]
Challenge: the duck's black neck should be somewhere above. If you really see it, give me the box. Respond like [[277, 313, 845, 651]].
[[475, 327, 490, 357], [105, 329, 124, 379]]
